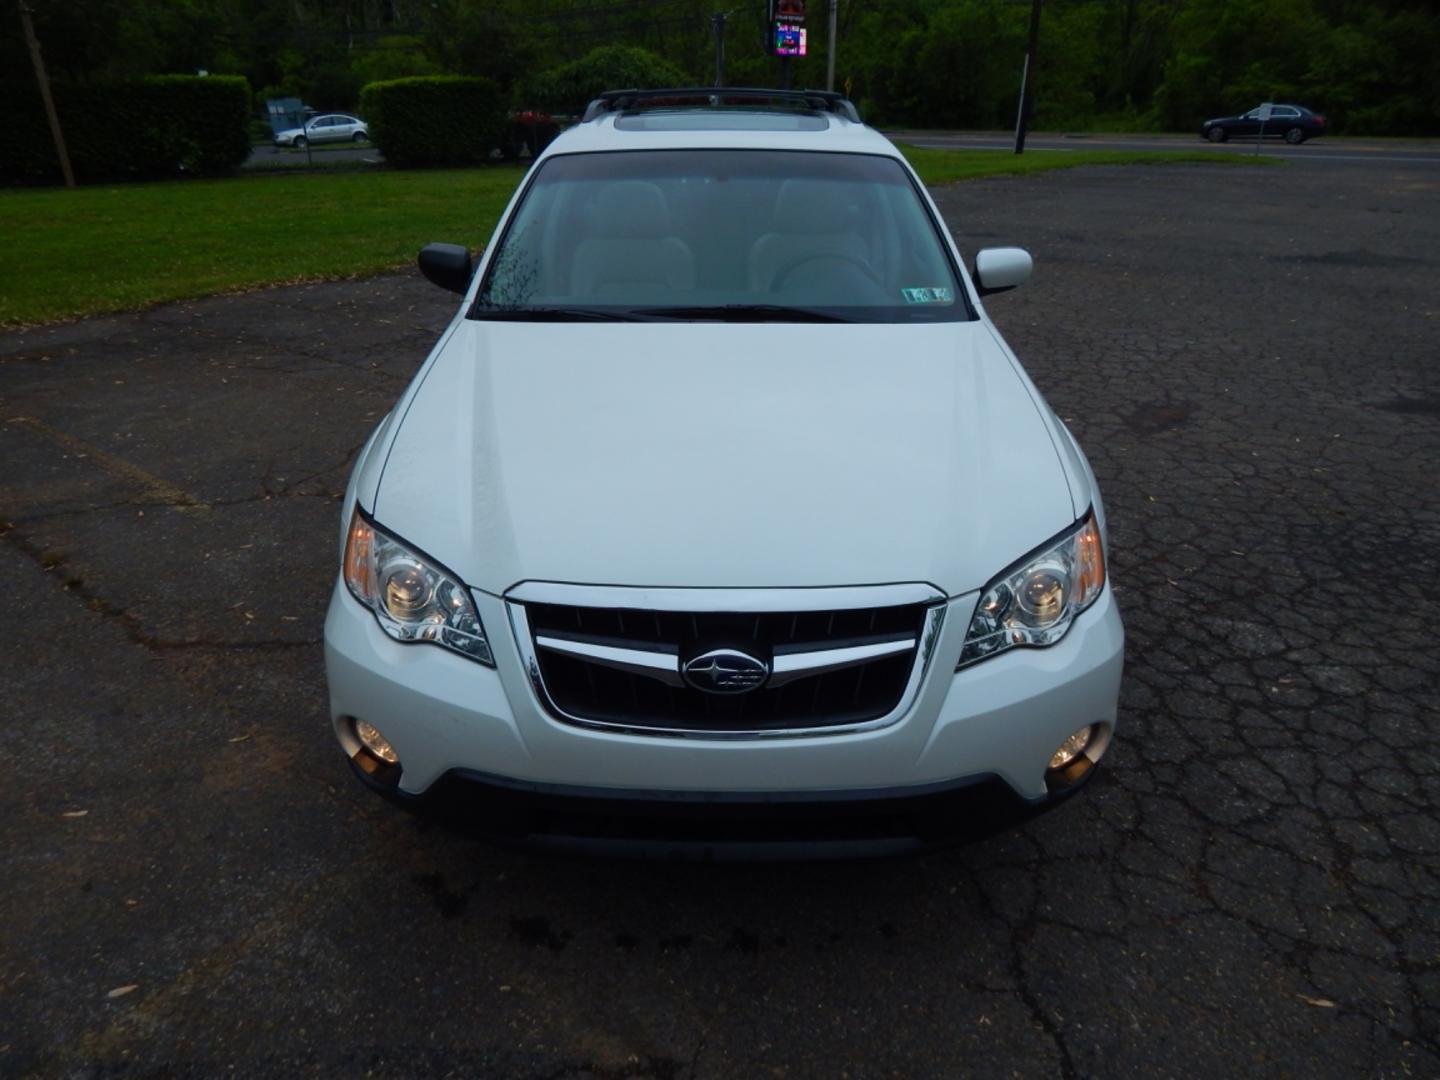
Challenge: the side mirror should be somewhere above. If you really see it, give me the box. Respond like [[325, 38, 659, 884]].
[[418, 242, 476, 295], [974, 247, 1033, 297]]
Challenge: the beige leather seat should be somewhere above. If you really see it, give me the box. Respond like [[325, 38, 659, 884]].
[[747, 179, 871, 293], [569, 181, 696, 300]]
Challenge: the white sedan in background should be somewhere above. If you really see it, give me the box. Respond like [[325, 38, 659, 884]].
[[273, 113, 368, 148]]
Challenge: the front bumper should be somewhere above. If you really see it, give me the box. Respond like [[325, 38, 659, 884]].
[[324, 579, 1124, 816], [350, 758, 1090, 859]]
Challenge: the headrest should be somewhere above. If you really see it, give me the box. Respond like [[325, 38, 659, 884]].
[[771, 178, 859, 234], [591, 181, 673, 238]]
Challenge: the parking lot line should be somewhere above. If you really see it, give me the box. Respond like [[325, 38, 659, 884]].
[[7, 415, 210, 514]]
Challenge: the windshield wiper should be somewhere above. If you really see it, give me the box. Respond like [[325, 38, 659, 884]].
[[627, 304, 852, 323], [472, 305, 645, 322]]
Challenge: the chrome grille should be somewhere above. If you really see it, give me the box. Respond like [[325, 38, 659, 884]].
[[507, 584, 946, 737]]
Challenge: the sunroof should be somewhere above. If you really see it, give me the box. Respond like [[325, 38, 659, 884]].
[[615, 110, 830, 132]]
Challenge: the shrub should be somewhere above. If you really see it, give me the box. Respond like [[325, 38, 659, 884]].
[[359, 75, 506, 167], [522, 45, 691, 114], [0, 75, 251, 184]]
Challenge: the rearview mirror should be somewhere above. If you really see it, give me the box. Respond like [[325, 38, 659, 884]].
[[974, 247, 1033, 297], [418, 242, 476, 295]]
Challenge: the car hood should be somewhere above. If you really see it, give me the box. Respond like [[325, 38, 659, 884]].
[[374, 320, 1076, 597]]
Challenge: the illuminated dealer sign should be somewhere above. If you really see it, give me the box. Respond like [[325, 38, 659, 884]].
[[770, 0, 807, 57]]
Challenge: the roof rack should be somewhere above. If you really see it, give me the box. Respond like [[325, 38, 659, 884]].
[[581, 87, 862, 125]]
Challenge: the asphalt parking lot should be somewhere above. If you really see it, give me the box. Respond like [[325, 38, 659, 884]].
[[243, 143, 383, 168], [2, 159, 1437, 1077]]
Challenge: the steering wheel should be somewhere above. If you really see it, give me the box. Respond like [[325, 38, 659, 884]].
[[770, 251, 881, 292]]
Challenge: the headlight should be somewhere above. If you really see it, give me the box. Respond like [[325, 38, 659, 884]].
[[342, 506, 493, 665], [957, 511, 1106, 669]]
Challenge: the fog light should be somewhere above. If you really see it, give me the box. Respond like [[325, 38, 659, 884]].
[[354, 719, 398, 765], [1048, 725, 1095, 770]]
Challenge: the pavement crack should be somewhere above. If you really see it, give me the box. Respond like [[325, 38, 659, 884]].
[[0, 522, 316, 654], [960, 858, 1080, 1078]]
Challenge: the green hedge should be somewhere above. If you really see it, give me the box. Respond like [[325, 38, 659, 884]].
[[0, 75, 251, 184], [359, 76, 506, 167]]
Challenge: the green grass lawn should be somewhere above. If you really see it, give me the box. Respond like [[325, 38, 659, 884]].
[[0, 167, 525, 327], [0, 147, 1263, 327]]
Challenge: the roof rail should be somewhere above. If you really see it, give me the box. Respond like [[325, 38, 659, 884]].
[[581, 87, 862, 125]]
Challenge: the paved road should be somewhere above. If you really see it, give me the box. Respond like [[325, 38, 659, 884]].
[[243, 132, 1440, 171], [889, 128, 1440, 165], [1, 161, 1437, 1077], [244, 143, 383, 168]]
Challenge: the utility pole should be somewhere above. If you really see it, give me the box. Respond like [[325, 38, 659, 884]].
[[712, 11, 726, 87], [17, 0, 75, 187], [1013, 0, 1042, 155], [826, 0, 838, 92]]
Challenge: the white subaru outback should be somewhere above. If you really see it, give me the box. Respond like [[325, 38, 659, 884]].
[[324, 89, 1124, 855]]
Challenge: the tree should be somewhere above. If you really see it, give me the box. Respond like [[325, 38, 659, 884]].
[[521, 45, 690, 113]]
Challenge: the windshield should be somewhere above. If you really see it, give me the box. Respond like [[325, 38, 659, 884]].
[[473, 149, 970, 323]]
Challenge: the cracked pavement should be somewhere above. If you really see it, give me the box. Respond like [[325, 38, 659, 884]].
[[1, 160, 1437, 1077]]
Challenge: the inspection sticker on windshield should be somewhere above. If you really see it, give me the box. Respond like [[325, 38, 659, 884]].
[[902, 286, 953, 305]]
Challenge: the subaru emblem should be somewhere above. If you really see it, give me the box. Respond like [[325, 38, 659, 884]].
[[681, 648, 768, 694]]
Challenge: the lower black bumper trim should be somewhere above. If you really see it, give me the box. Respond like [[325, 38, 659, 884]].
[[348, 759, 1094, 860]]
